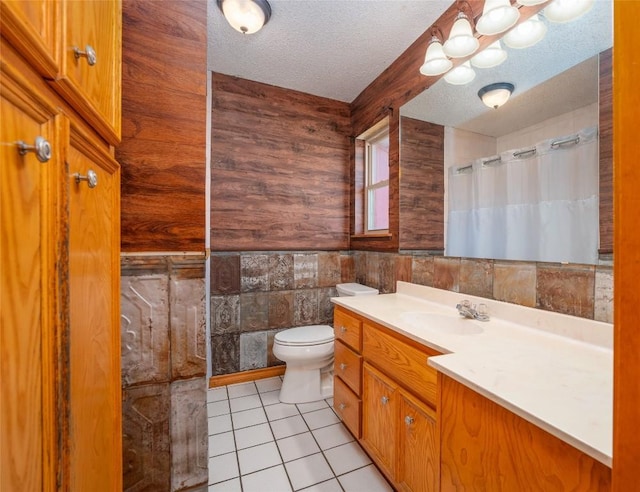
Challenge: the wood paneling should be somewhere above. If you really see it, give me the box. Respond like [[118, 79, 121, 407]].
[[599, 48, 613, 254], [440, 375, 611, 491], [211, 73, 351, 251], [613, 2, 640, 490], [118, 0, 207, 252], [399, 117, 444, 250]]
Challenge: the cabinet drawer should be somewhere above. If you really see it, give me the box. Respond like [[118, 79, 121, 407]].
[[334, 376, 361, 438], [334, 307, 362, 352], [363, 322, 439, 408], [335, 340, 362, 395]]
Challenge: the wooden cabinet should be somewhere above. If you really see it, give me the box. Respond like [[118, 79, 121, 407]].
[[1, 0, 122, 487], [333, 306, 364, 438], [439, 374, 611, 491]]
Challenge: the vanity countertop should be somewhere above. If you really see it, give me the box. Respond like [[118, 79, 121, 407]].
[[331, 281, 613, 467]]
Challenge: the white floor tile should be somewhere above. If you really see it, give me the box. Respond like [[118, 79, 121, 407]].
[[255, 376, 283, 393], [312, 423, 354, 451], [296, 400, 328, 414], [234, 422, 274, 450], [229, 393, 263, 413], [241, 465, 292, 492], [302, 408, 340, 430], [208, 399, 231, 417], [237, 441, 282, 475], [208, 414, 233, 436], [299, 478, 343, 492], [325, 397, 334, 407], [209, 431, 236, 457], [324, 441, 371, 476], [260, 389, 282, 406], [209, 452, 239, 484], [228, 381, 258, 399], [338, 464, 393, 492], [276, 432, 321, 462], [208, 477, 241, 492], [265, 402, 300, 421], [270, 415, 309, 440], [284, 453, 334, 491], [232, 407, 268, 429], [207, 387, 228, 403]]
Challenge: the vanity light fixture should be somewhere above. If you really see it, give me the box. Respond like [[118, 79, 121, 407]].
[[444, 61, 476, 85], [544, 0, 595, 23], [478, 82, 514, 108], [476, 0, 520, 36], [419, 27, 454, 76], [217, 0, 272, 34], [503, 14, 547, 49], [443, 1, 479, 58], [470, 40, 507, 68]]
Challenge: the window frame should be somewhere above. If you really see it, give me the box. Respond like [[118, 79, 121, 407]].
[[363, 123, 390, 234]]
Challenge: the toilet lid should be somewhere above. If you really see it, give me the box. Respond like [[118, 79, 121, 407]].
[[275, 325, 334, 346]]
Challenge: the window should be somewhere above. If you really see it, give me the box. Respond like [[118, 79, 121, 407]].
[[363, 124, 389, 233]]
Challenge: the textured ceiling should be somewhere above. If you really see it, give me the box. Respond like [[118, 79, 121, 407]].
[[208, 0, 451, 102], [209, 0, 613, 136]]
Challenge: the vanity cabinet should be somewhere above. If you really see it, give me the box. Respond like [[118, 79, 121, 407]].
[[1, 2, 121, 487]]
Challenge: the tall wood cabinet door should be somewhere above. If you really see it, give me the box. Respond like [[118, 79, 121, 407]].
[[0, 65, 61, 492], [0, 0, 59, 77], [67, 124, 121, 490], [362, 362, 397, 481], [57, 0, 121, 144], [397, 390, 439, 492]]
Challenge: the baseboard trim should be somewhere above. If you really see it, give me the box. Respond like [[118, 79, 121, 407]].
[[209, 366, 286, 388]]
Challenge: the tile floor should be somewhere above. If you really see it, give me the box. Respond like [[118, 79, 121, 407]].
[[207, 376, 393, 491]]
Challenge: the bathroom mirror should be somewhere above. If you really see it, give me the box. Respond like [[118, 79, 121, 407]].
[[400, 1, 613, 264]]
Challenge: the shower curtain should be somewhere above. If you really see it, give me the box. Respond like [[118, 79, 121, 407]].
[[446, 126, 599, 264]]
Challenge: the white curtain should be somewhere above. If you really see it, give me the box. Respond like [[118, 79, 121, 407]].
[[446, 126, 599, 264]]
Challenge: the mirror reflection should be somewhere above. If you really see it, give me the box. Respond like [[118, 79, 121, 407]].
[[400, 1, 612, 264]]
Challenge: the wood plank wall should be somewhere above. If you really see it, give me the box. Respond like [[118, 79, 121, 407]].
[[349, 1, 547, 253], [211, 73, 351, 251], [117, 0, 207, 252], [599, 48, 613, 254], [399, 117, 444, 250]]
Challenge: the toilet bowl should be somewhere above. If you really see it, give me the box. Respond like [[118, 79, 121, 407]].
[[273, 283, 379, 404]]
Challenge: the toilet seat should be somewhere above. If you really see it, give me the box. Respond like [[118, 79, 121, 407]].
[[274, 325, 334, 346]]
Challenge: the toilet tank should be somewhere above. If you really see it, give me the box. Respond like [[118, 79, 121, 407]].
[[336, 282, 379, 296]]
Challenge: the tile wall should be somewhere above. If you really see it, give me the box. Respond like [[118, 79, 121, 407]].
[[121, 255, 208, 491]]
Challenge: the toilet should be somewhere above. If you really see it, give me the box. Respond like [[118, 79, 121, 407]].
[[273, 282, 379, 404]]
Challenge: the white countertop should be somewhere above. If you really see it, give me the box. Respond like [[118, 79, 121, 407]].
[[331, 281, 613, 467]]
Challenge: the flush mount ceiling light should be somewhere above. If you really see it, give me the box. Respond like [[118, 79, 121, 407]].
[[478, 82, 514, 109], [470, 40, 507, 68], [545, 0, 595, 23], [503, 14, 547, 49], [443, 1, 479, 58], [517, 0, 548, 5], [444, 61, 476, 85], [419, 27, 453, 77], [217, 0, 271, 34], [476, 0, 520, 36]]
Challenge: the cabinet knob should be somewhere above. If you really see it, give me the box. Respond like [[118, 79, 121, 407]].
[[339, 363, 347, 371], [17, 136, 51, 163], [340, 326, 347, 333], [74, 169, 98, 189], [338, 403, 346, 411], [380, 396, 389, 405], [74, 45, 97, 66], [405, 415, 415, 426]]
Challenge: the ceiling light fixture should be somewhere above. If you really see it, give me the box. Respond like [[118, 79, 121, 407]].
[[217, 0, 272, 34], [419, 27, 453, 77], [478, 82, 514, 109], [444, 61, 476, 85], [476, 0, 520, 36], [544, 0, 595, 23], [503, 14, 547, 49], [443, 1, 479, 58], [517, 0, 548, 5], [470, 40, 507, 68]]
